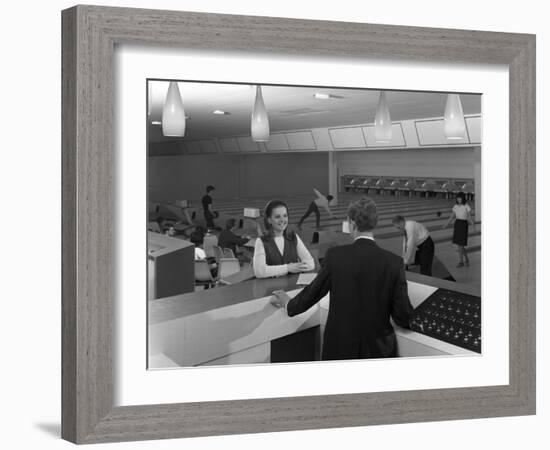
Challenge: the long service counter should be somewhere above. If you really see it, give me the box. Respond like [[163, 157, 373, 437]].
[[148, 271, 480, 368]]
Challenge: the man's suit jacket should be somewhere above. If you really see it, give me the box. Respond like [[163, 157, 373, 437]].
[[287, 238, 413, 360]]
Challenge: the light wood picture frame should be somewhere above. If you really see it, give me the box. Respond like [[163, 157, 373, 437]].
[[61, 5, 535, 444]]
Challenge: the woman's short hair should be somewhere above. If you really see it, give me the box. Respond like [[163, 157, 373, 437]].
[[347, 197, 378, 231], [455, 191, 468, 204]]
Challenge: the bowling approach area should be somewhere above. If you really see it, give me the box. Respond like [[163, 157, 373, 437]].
[[152, 190, 480, 291]]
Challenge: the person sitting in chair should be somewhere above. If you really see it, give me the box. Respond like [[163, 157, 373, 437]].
[[218, 218, 251, 260]]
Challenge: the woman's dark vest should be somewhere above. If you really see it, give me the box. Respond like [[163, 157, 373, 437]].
[[261, 234, 299, 265]]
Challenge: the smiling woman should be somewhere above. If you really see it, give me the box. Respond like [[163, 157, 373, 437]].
[[252, 199, 315, 278]]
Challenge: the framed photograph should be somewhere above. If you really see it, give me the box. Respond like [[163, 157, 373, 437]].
[[62, 5, 535, 444], [145, 80, 483, 371]]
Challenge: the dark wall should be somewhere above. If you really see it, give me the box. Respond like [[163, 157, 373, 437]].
[[148, 152, 329, 202]]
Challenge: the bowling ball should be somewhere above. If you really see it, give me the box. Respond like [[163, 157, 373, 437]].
[[436, 211, 442, 217]]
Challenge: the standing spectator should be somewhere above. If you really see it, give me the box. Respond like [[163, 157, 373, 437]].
[[201, 185, 218, 229], [442, 192, 475, 267], [392, 215, 435, 276], [297, 188, 335, 230]]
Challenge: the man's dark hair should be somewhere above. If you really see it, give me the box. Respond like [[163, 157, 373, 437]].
[[190, 230, 204, 246], [206, 185, 215, 193], [347, 197, 378, 231], [326, 194, 334, 202], [392, 215, 406, 226], [225, 218, 236, 230]]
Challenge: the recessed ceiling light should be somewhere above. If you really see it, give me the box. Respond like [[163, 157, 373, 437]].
[[212, 110, 231, 115], [151, 117, 190, 125], [314, 93, 331, 100], [313, 93, 344, 100]]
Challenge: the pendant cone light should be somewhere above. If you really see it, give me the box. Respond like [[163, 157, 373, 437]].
[[444, 93, 466, 140], [251, 85, 270, 142], [162, 81, 186, 137], [374, 91, 392, 143]]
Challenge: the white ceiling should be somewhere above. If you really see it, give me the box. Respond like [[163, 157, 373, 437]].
[[147, 80, 481, 143]]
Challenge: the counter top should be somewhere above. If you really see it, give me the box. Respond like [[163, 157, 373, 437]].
[[148, 266, 480, 366], [149, 271, 301, 324], [149, 269, 479, 325], [147, 231, 193, 258]]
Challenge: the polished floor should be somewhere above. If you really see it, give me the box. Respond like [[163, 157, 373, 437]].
[[189, 191, 481, 290]]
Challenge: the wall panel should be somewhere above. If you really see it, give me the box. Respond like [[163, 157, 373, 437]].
[[148, 152, 329, 203]]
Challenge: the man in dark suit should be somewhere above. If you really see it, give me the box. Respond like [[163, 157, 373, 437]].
[[271, 197, 413, 360]]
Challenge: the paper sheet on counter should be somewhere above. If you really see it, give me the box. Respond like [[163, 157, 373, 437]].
[[297, 272, 317, 285]]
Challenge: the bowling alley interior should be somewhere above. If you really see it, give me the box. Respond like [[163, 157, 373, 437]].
[[147, 80, 482, 368]]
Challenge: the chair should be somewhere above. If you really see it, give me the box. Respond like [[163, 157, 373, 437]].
[[147, 221, 162, 233], [218, 258, 241, 280], [212, 245, 224, 263], [222, 247, 236, 258], [194, 260, 217, 289]]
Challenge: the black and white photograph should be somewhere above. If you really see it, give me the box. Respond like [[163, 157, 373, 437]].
[[4, 0, 544, 447], [146, 80, 482, 368]]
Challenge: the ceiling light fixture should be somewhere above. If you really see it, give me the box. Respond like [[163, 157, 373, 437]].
[[251, 85, 270, 142], [162, 81, 186, 137], [444, 93, 466, 140], [374, 91, 392, 143], [212, 110, 230, 115], [314, 93, 331, 100]]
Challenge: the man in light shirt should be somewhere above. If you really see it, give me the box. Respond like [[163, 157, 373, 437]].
[[392, 215, 435, 276], [271, 197, 413, 360], [297, 188, 334, 230]]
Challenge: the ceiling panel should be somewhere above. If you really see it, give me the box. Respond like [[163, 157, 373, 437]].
[[147, 81, 481, 143]]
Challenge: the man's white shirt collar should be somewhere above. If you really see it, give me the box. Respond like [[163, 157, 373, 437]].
[[354, 235, 375, 241]]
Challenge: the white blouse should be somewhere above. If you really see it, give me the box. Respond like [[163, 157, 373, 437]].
[[453, 204, 472, 220], [402, 220, 430, 265], [253, 234, 315, 278]]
